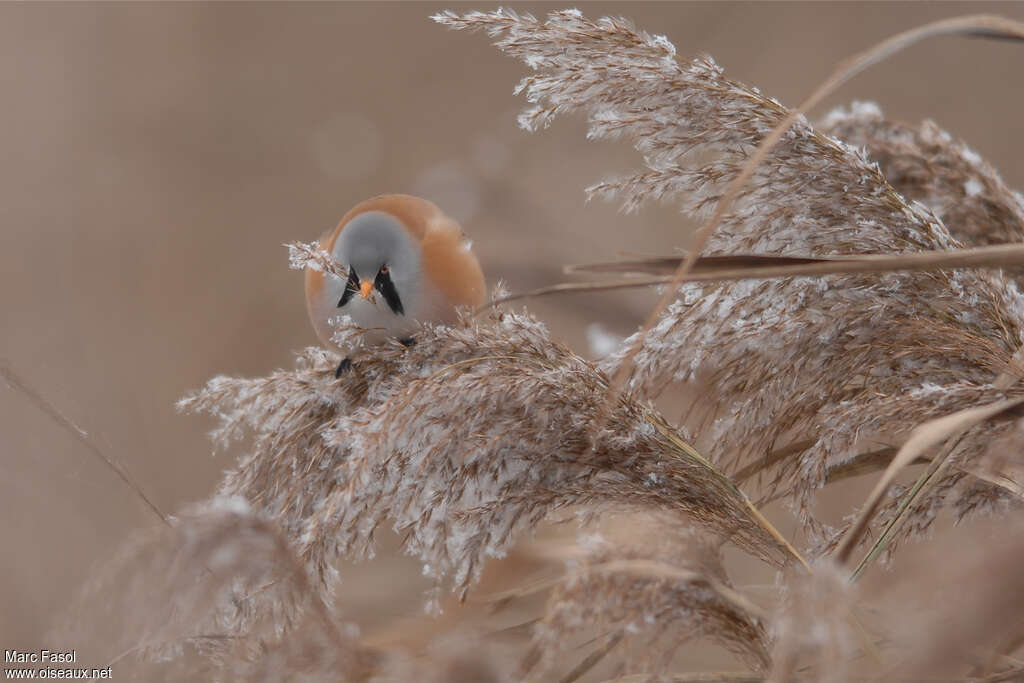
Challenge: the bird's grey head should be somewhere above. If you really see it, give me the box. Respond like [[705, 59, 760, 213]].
[[332, 211, 421, 315]]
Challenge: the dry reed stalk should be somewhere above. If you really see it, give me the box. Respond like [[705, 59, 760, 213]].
[[0, 360, 168, 525], [833, 394, 1024, 569], [491, 243, 1024, 306], [179, 304, 795, 607], [287, 240, 350, 280], [435, 8, 1024, 549], [67, 8, 1024, 681]]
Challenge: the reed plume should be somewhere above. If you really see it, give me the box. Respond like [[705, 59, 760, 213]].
[[65, 8, 1024, 681], [822, 101, 1024, 250], [59, 497, 368, 682], [531, 515, 770, 680], [180, 304, 791, 606], [435, 8, 1024, 547]]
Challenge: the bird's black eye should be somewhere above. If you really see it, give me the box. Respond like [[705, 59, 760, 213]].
[[338, 268, 360, 308], [374, 264, 404, 315]]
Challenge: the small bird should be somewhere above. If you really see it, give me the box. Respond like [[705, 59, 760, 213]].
[[305, 194, 486, 375]]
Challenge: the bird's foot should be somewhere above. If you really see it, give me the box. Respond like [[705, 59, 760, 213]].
[[335, 358, 353, 378], [399, 337, 417, 348]]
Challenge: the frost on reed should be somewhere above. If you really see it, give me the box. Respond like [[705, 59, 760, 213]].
[[435, 8, 1024, 544], [74, 8, 1024, 681], [180, 305, 790, 606], [821, 101, 1024, 250]]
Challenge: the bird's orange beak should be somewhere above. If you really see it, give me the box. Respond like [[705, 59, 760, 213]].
[[359, 279, 374, 300]]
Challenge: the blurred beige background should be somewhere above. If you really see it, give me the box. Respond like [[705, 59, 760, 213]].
[[2, 0, 1022, 663]]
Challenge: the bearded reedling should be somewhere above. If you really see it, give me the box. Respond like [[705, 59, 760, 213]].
[[305, 195, 486, 376]]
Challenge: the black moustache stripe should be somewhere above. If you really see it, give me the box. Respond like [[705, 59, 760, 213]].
[[338, 268, 360, 308], [375, 270, 404, 316]]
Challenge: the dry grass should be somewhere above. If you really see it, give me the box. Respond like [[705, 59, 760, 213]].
[[46, 7, 1024, 682]]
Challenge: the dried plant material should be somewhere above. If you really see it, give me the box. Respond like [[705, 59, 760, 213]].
[[287, 240, 349, 280], [532, 519, 770, 680], [806, 382, 1024, 560], [822, 102, 1024, 249], [835, 395, 1024, 573], [490, 243, 1024, 307], [180, 308, 793, 605], [436, 8, 1024, 544], [0, 359, 167, 524], [566, 255, 838, 277], [970, 418, 1024, 497], [60, 498, 368, 682], [69, 10, 1024, 683], [592, 13, 1024, 416]]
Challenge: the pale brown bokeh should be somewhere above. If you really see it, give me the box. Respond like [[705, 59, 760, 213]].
[[2, 0, 1022, 664]]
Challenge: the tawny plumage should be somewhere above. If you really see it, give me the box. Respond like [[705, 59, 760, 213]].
[[305, 195, 486, 355]]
